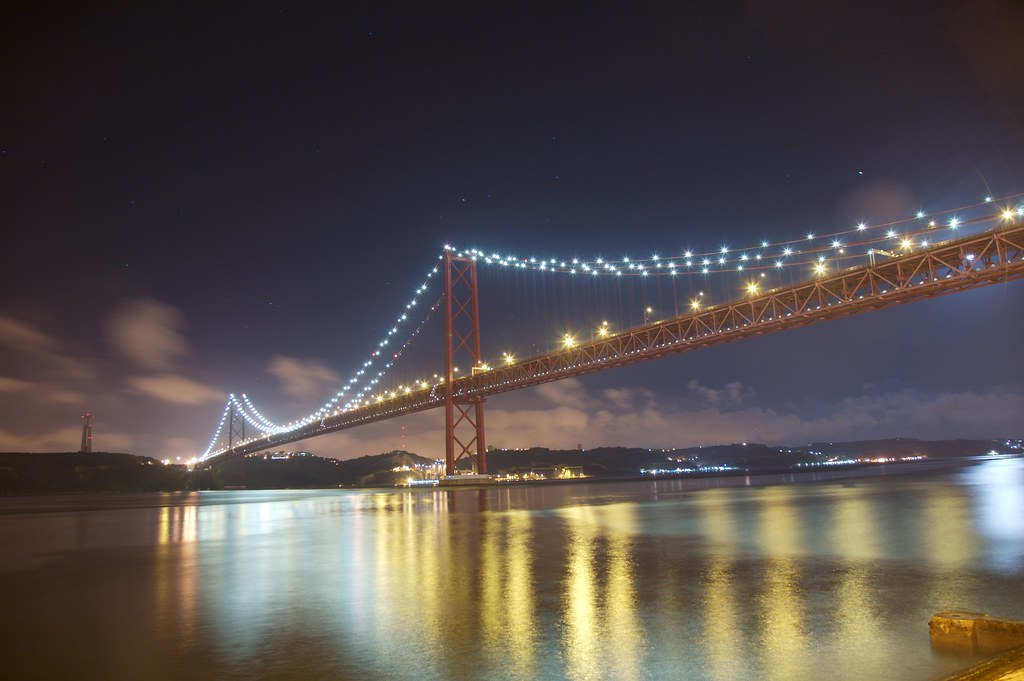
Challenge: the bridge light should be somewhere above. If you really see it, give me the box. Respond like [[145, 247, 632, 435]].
[[901, 238, 913, 250], [1003, 209, 1016, 221], [814, 263, 827, 275], [746, 282, 759, 295], [949, 218, 959, 229], [783, 248, 792, 256], [563, 334, 575, 349], [916, 211, 925, 219], [691, 299, 701, 310], [503, 353, 515, 365], [857, 223, 867, 231]]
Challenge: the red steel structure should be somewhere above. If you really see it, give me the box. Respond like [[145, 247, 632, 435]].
[[206, 221, 1024, 463], [443, 249, 487, 475]]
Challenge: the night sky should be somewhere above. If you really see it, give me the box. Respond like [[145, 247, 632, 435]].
[[3, 0, 1023, 461]]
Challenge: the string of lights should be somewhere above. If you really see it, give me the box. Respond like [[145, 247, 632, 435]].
[[447, 195, 1023, 277], [200, 196, 1022, 459], [200, 264, 444, 458]]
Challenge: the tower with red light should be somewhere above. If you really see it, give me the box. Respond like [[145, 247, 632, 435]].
[[80, 413, 93, 452]]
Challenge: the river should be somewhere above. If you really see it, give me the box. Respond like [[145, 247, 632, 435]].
[[1, 457, 1022, 680]]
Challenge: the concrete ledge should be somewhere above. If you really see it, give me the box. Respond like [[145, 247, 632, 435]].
[[936, 645, 1024, 681], [931, 611, 1024, 656]]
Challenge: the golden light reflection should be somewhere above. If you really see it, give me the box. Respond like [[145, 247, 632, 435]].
[[481, 513, 503, 649], [602, 508, 642, 681], [697, 491, 743, 679], [828, 491, 883, 652], [153, 503, 198, 641], [559, 504, 644, 681], [703, 557, 741, 680], [833, 562, 879, 657], [505, 512, 537, 676], [562, 506, 602, 681], [758, 557, 806, 681], [828, 489, 880, 561], [922, 488, 975, 569], [756, 487, 803, 558], [756, 489, 807, 681], [922, 487, 976, 610], [481, 511, 537, 677]]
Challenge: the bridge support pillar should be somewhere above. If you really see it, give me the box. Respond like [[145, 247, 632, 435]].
[[226, 403, 246, 488], [443, 250, 487, 476]]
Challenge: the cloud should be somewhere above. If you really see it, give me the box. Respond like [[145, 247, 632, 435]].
[[0, 315, 95, 381], [685, 379, 753, 407], [0, 426, 135, 454], [108, 299, 187, 370], [293, 378, 1024, 460], [0, 376, 84, 405], [266, 355, 341, 400], [126, 374, 224, 405], [0, 377, 34, 393], [535, 379, 591, 409], [0, 316, 60, 354]]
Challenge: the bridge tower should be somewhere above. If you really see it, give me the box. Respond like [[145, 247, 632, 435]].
[[226, 403, 246, 488], [80, 413, 93, 452], [443, 249, 487, 476]]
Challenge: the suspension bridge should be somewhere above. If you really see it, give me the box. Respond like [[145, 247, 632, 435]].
[[198, 197, 1024, 476]]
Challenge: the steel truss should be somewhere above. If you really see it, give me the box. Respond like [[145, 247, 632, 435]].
[[206, 222, 1024, 463], [443, 251, 487, 475]]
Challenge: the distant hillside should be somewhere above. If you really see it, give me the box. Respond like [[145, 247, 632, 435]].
[[0, 439, 1016, 495], [205, 450, 435, 489], [0, 452, 189, 495], [488, 438, 1009, 474]]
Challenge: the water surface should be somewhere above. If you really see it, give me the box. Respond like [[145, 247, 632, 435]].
[[1, 458, 1022, 680]]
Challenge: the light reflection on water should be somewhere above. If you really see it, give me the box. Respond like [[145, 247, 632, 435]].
[[0, 459, 1022, 680]]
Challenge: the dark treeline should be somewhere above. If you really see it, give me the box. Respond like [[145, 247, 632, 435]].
[[0, 439, 1013, 495]]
